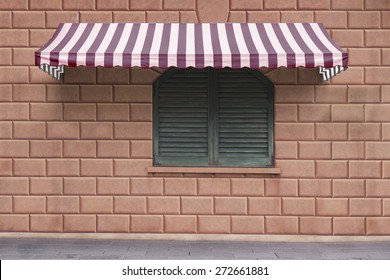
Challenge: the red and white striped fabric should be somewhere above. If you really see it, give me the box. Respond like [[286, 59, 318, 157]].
[[35, 23, 348, 80]]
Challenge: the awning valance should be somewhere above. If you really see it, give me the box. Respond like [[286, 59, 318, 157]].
[[35, 23, 348, 81]]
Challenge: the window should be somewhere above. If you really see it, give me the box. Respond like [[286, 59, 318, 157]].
[[153, 67, 274, 168]]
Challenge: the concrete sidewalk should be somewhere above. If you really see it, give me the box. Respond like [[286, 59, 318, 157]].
[[1, 238, 390, 259]]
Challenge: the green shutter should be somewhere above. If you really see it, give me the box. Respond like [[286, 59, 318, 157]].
[[153, 68, 209, 166], [216, 68, 274, 167]]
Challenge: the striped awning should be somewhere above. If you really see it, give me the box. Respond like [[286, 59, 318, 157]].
[[35, 23, 348, 80]]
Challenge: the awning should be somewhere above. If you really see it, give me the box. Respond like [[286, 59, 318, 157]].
[[35, 23, 348, 81]]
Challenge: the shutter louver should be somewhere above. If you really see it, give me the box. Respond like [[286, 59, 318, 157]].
[[154, 68, 209, 166], [216, 68, 273, 167]]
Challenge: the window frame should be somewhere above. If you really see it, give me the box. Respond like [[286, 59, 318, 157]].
[[153, 67, 274, 168]]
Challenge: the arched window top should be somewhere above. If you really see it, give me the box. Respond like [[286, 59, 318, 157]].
[[153, 67, 274, 168]]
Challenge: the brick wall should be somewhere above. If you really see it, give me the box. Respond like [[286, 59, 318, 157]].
[[0, 0, 390, 236]]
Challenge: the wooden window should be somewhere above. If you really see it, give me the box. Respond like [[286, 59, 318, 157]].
[[153, 67, 274, 167]]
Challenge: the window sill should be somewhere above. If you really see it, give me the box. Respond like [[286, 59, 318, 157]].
[[147, 167, 281, 175]]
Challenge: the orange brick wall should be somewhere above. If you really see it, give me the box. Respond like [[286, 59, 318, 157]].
[[0, 0, 390, 236]]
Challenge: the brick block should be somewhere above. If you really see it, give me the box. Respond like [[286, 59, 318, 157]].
[[367, 218, 390, 235], [298, 142, 331, 159], [348, 86, 381, 103], [14, 159, 45, 176], [164, 178, 197, 195], [30, 0, 62, 10], [265, 179, 297, 196], [198, 178, 230, 195], [114, 159, 151, 176], [47, 159, 79, 176], [0, 0, 27, 10], [30, 140, 62, 158], [0, 178, 28, 195], [113, 12, 145, 22], [228, 12, 246, 23], [97, 140, 129, 158], [333, 217, 365, 235], [349, 11, 381, 28], [367, 143, 390, 159], [147, 11, 179, 22], [298, 104, 330, 122], [383, 12, 390, 28], [97, 0, 128, 10], [332, 105, 364, 122], [198, 216, 230, 234], [0, 215, 29, 232], [64, 140, 96, 158], [315, 11, 347, 28], [64, 215, 96, 232], [282, 198, 314, 216], [80, 196, 112, 214], [97, 104, 129, 121], [80, 85, 111, 102], [349, 161, 381, 179], [316, 123, 347, 140], [13, 11, 44, 28], [275, 105, 297, 122], [300, 217, 332, 235], [114, 86, 152, 102], [365, 0, 390, 10], [30, 215, 62, 232], [0, 85, 11, 101], [30, 104, 62, 121], [331, 30, 363, 48], [63, 0, 95, 10], [164, 215, 197, 233], [231, 216, 264, 234], [0, 30, 28, 47], [13, 84, 45, 102], [366, 67, 390, 84], [0, 48, 11, 64], [30, 178, 62, 195], [163, 0, 194, 10], [281, 11, 314, 23], [215, 197, 247, 215], [0, 140, 29, 157], [275, 124, 314, 141], [30, 67, 61, 85], [231, 0, 263, 9], [64, 104, 96, 121], [64, 178, 96, 195], [131, 141, 152, 158], [181, 197, 213, 214], [317, 198, 349, 216], [275, 141, 298, 159], [30, 30, 55, 47], [14, 196, 45, 214], [81, 122, 113, 140], [298, 0, 330, 9], [331, 0, 363, 10], [299, 179, 332, 197], [333, 179, 365, 197], [231, 179, 264, 196], [13, 122, 44, 140], [12, 48, 36, 65], [0, 122, 12, 139], [349, 123, 380, 141], [277, 160, 315, 178], [331, 67, 364, 85], [264, 0, 296, 9], [131, 178, 163, 195], [47, 196, 79, 213], [97, 215, 129, 233], [46, 12, 79, 28], [0, 104, 28, 121], [248, 197, 281, 215], [275, 86, 314, 104], [315, 86, 347, 103], [180, 11, 198, 23], [366, 105, 390, 122], [97, 178, 129, 195], [366, 31, 390, 48], [366, 180, 390, 197], [332, 142, 364, 159], [81, 159, 112, 176], [265, 217, 298, 234], [63, 67, 96, 84], [247, 11, 280, 23], [131, 68, 160, 84], [0, 12, 11, 28], [0, 67, 29, 85], [114, 122, 152, 140], [316, 160, 348, 179], [131, 215, 163, 233], [351, 198, 382, 216], [114, 197, 146, 214], [130, 0, 162, 10], [0, 159, 12, 176], [96, 68, 129, 84], [130, 104, 152, 121], [147, 197, 179, 214]]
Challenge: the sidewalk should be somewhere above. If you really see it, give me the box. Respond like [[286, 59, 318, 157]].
[[1, 238, 390, 260]]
